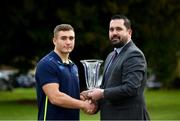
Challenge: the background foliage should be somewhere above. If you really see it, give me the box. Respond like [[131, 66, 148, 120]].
[[0, 0, 180, 88]]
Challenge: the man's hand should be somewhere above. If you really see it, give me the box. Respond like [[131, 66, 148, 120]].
[[88, 88, 104, 101], [80, 90, 92, 101], [82, 100, 98, 115], [80, 90, 99, 115]]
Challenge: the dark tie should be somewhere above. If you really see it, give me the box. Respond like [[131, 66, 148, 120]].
[[110, 50, 118, 65], [104, 50, 118, 81]]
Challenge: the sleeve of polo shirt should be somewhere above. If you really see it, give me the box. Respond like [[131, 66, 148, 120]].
[[36, 60, 60, 87]]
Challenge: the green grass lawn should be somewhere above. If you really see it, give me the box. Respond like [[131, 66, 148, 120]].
[[145, 89, 180, 120], [0, 88, 37, 120], [0, 88, 180, 120]]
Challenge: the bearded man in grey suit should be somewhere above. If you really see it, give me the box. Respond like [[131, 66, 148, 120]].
[[81, 14, 150, 120]]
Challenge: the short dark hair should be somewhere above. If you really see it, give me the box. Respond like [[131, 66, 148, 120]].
[[54, 24, 74, 35], [111, 15, 131, 29]]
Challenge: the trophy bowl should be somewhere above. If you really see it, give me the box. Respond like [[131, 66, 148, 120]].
[[80, 59, 103, 89]]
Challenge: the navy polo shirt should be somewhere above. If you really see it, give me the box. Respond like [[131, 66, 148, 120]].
[[35, 51, 80, 120]]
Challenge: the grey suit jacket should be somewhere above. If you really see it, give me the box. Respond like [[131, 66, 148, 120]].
[[100, 41, 150, 120]]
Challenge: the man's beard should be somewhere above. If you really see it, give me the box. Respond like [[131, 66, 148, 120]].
[[110, 36, 127, 48], [111, 40, 125, 48], [110, 35, 128, 48]]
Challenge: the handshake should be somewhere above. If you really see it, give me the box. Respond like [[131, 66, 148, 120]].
[[80, 88, 104, 115]]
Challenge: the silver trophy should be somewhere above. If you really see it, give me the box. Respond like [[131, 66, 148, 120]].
[[80, 59, 103, 89]]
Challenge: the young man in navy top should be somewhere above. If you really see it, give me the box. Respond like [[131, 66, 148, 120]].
[[35, 24, 95, 120]]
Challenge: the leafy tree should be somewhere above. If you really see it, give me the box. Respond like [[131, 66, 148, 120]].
[[0, 0, 179, 88]]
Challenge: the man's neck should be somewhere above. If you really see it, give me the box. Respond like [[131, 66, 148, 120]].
[[114, 39, 131, 54], [54, 49, 69, 64]]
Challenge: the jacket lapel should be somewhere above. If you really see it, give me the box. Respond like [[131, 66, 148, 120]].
[[101, 52, 114, 88], [102, 41, 134, 88]]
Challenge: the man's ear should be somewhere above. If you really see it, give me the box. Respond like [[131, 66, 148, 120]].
[[52, 37, 56, 45], [128, 29, 132, 38]]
